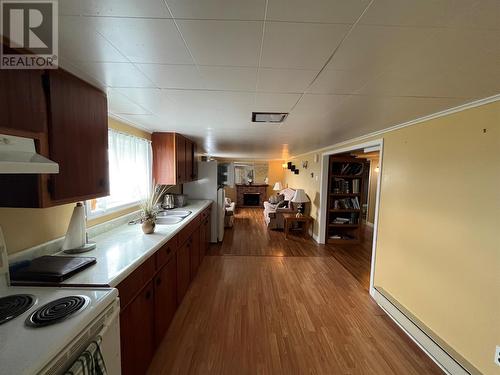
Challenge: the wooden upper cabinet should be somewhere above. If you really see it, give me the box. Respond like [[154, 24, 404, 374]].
[[152, 132, 198, 185], [0, 69, 47, 134], [176, 134, 187, 183], [0, 68, 109, 208], [46, 70, 109, 203]]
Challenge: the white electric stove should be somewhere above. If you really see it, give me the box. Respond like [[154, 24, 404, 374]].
[[0, 229, 121, 375]]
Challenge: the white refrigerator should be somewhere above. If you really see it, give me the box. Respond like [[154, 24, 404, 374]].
[[183, 161, 225, 243]]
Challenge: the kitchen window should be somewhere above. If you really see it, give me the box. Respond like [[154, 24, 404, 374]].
[[86, 129, 152, 218]]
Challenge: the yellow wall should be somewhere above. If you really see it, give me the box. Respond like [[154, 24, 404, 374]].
[[284, 100, 500, 375], [0, 118, 151, 255], [283, 156, 322, 232]]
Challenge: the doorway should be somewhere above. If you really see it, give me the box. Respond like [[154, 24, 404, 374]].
[[318, 140, 383, 295]]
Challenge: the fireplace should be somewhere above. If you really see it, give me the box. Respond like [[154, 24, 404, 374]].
[[243, 193, 261, 206], [236, 184, 268, 207]]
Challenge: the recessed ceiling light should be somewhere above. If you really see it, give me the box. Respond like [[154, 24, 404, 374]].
[[251, 112, 288, 123]]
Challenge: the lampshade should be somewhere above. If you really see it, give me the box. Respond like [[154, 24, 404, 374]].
[[291, 189, 309, 203], [272, 182, 283, 191]]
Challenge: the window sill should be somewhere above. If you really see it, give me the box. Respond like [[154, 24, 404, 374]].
[[86, 201, 142, 221]]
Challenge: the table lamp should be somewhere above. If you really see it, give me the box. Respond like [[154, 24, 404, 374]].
[[272, 182, 283, 192], [291, 189, 309, 217]]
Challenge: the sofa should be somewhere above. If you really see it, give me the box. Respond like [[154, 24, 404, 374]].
[[263, 188, 298, 229]]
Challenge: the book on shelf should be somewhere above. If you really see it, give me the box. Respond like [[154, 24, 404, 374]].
[[329, 234, 355, 240], [352, 179, 360, 194], [332, 178, 350, 193], [333, 196, 360, 210], [338, 163, 363, 176]]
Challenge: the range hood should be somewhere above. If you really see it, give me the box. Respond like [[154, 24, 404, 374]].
[[0, 134, 59, 174]]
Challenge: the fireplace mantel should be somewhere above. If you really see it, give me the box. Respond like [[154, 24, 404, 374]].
[[236, 184, 268, 207]]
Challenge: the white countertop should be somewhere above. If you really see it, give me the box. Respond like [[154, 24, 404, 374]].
[[57, 200, 212, 287]]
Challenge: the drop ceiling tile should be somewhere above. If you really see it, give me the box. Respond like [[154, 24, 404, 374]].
[[261, 22, 349, 69], [68, 62, 154, 88], [94, 18, 193, 64], [177, 20, 262, 66], [60, 0, 171, 18], [166, 0, 266, 20], [267, 0, 370, 23], [111, 88, 176, 115], [59, 16, 127, 62], [107, 90, 152, 115], [160, 89, 255, 129], [254, 93, 301, 112], [287, 93, 350, 124], [136, 64, 203, 89], [329, 25, 435, 74], [357, 63, 498, 99], [199, 66, 257, 91], [257, 68, 317, 93], [309, 69, 372, 94], [360, 0, 500, 30]]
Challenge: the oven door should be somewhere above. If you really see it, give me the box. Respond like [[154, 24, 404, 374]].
[[98, 301, 121, 375]]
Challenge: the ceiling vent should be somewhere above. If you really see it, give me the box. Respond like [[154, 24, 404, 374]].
[[251, 112, 288, 123]]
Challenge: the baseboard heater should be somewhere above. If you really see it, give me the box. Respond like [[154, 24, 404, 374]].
[[372, 287, 480, 375]]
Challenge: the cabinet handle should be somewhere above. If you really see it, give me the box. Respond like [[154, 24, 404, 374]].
[[156, 278, 161, 286], [165, 247, 171, 254], [98, 178, 105, 188], [145, 290, 152, 300]]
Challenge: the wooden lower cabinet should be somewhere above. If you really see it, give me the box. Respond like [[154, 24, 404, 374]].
[[176, 239, 191, 304], [118, 206, 211, 374], [154, 256, 177, 346], [120, 281, 155, 375], [190, 228, 200, 280], [201, 210, 211, 260]]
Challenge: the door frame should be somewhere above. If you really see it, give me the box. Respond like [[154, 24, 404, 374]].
[[318, 138, 384, 296]]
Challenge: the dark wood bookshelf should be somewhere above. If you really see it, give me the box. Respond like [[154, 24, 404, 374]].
[[326, 155, 368, 244]]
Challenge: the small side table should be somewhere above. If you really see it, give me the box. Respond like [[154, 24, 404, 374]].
[[283, 213, 312, 239]]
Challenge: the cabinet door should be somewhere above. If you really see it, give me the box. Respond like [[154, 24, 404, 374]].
[[176, 238, 191, 304], [190, 226, 200, 279], [201, 215, 210, 260], [175, 134, 186, 183], [152, 133, 176, 185], [0, 69, 47, 133], [47, 69, 109, 202], [191, 141, 198, 180], [120, 281, 155, 375], [154, 256, 177, 347]]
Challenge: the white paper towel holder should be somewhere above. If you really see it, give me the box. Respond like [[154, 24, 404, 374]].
[[62, 202, 97, 254]]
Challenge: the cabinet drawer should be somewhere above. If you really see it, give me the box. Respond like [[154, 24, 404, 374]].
[[117, 256, 155, 309], [156, 236, 177, 270], [178, 217, 199, 245]]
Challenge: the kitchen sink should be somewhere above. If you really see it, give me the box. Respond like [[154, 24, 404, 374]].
[[155, 216, 184, 225], [157, 210, 192, 218]]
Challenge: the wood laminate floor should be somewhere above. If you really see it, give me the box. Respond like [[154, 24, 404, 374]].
[[210, 208, 373, 289], [148, 208, 442, 375]]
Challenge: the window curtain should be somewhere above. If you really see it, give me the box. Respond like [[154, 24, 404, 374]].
[[100, 129, 152, 209]]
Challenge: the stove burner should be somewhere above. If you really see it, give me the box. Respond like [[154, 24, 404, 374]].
[[0, 294, 35, 325], [26, 295, 89, 327]]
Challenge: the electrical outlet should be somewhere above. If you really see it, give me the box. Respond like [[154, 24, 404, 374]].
[[494, 346, 500, 366]]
